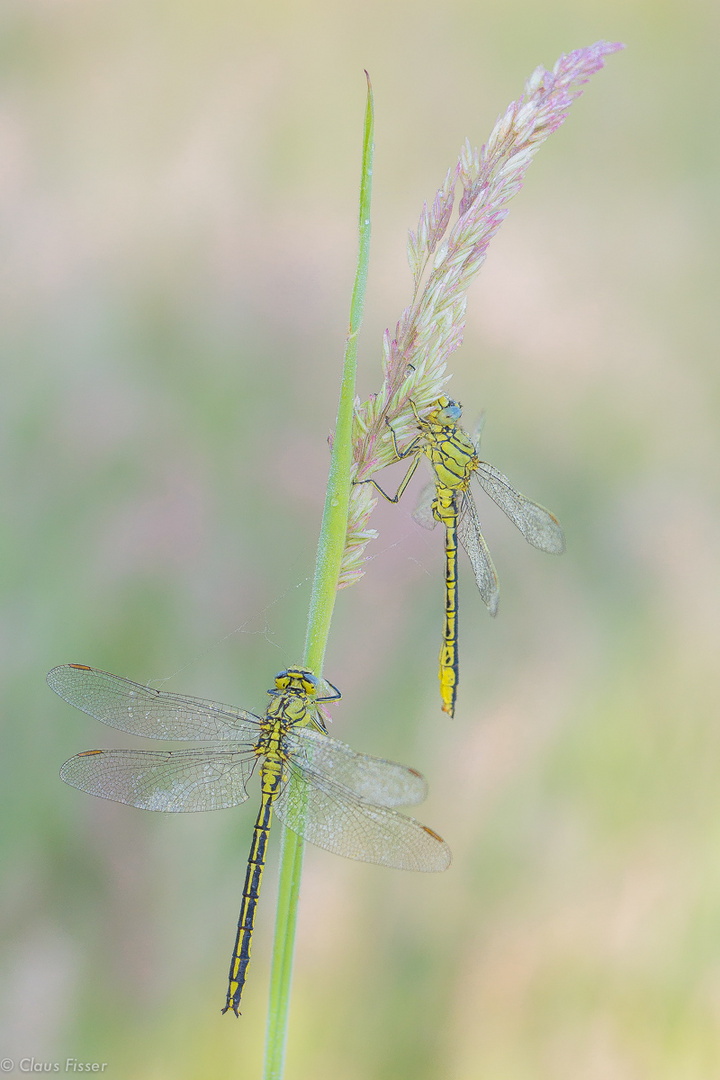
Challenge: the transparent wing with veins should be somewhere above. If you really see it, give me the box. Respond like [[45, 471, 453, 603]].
[[284, 726, 428, 807], [48, 664, 263, 741], [473, 461, 566, 555], [456, 492, 500, 615], [411, 479, 438, 531], [276, 756, 450, 872], [60, 747, 257, 812]]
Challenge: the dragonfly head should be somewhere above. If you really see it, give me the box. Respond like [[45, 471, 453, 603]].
[[272, 667, 321, 697], [429, 396, 462, 427]]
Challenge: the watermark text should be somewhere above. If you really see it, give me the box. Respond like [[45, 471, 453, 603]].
[[0, 1060, 108, 1074]]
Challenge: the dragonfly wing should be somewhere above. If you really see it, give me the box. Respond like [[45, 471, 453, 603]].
[[285, 727, 428, 807], [60, 747, 257, 811], [456, 493, 500, 615], [471, 412, 486, 452], [48, 665, 263, 741], [275, 765, 451, 872], [412, 481, 439, 531], [474, 462, 565, 554]]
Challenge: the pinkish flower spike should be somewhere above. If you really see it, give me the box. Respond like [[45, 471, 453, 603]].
[[339, 42, 623, 588]]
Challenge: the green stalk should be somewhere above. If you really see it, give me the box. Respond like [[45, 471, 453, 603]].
[[263, 74, 374, 1080]]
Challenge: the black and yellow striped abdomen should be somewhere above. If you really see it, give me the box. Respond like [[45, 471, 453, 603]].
[[222, 749, 284, 1016], [439, 507, 460, 717], [424, 427, 475, 719]]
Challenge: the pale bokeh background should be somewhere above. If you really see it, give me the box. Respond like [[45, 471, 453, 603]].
[[2, 1, 719, 1077]]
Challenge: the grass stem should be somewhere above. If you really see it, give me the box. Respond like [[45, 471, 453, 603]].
[[262, 73, 374, 1080]]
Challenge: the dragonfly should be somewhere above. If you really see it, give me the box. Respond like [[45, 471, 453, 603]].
[[359, 395, 565, 718], [49, 662, 451, 1016]]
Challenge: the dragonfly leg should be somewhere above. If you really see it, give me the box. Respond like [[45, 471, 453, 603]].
[[384, 416, 422, 461], [354, 409, 424, 500], [408, 398, 423, 425], [355, 451, 421, 504], [311, 678, 342, 734], [317, 680, 342, 704]]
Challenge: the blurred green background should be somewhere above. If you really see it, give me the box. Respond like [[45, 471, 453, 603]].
[[2, 1, 719, 1077]]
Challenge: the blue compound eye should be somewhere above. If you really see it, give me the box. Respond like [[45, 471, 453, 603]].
[[442, 401, 462, 422]]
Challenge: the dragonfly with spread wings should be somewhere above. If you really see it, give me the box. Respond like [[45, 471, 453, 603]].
[[359, 396, 565, 717], [49, 663, 450, 1015]]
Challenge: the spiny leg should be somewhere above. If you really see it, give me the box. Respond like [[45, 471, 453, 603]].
[[317, 680, 342, 703], [357, 451, 422, 504], [354, 412, 425, 503]]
